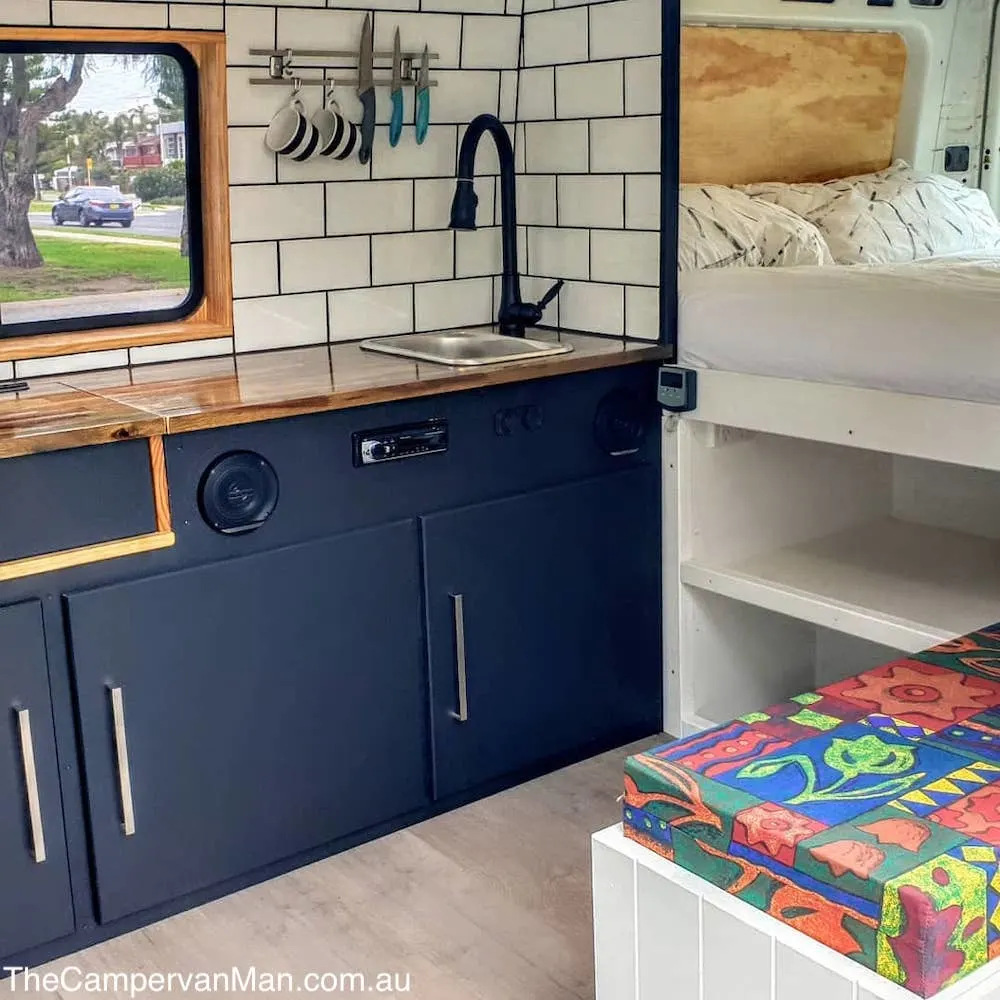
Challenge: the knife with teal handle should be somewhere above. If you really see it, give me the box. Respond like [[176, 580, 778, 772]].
[[415, 44, 430, 145], [389, 27, 404, 149]]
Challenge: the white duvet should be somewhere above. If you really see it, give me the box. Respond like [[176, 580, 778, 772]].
[[678, 251, 1000, 404]]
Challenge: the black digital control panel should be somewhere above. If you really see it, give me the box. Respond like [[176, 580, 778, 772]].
[[353, 420, 449, 467]]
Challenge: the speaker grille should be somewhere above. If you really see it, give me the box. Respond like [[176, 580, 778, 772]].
[[199, 452, 279, 535]]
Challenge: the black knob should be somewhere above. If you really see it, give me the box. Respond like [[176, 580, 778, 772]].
[[594, 389, 648, 457], [199, 452, 279, 535], [522, 405, 544, 432]]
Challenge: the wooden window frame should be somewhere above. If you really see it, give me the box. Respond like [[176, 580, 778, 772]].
[[0, 28, 231, 362]]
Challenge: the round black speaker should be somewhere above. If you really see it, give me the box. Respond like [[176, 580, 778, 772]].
[[199, 451, 279, 535], [594, 389, 648, 457]]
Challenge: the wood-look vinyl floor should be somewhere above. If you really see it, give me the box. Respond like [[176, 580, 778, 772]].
[[40, 738, 661, 1000]]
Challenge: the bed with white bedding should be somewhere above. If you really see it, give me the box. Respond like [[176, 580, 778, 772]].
[[678, 162, 1000, 402], [680, 251, 1000, 403]]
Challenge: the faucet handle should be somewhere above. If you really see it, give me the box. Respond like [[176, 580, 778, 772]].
[[537, 279, 564, 312]]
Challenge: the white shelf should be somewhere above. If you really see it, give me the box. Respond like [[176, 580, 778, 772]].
[[681, 517, 1000, 652]]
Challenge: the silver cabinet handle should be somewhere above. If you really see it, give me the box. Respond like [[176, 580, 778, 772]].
[[109, 686, 136, 837], [16, 709, 46, 864], [449, 593, 469, 723]]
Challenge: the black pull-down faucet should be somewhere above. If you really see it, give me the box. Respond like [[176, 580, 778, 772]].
[[449, 113, 564, 338]]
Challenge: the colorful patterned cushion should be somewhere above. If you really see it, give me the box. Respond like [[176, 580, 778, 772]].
[[624, 625, 1000, 998]]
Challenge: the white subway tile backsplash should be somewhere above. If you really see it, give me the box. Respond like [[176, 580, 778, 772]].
[[230, 185, 326, 242], [589, 0, 661, 60], [326, 180, 413, 235], [170, 4, 223, 30], [415, 277, 493, 332], [462, 16, 521, 70], [625, 174, 661, 230], [232, 242, 280, 299], [560, 281, 624, 336], [524, 121, 588, 173], [626, 284, 659, 341], [372, 126, 458, 179], [591, 230, 659, 285], [558, 175, 623, 229], [277, 148, 371, 184], [225, 6, 275, 64], [237, 0, 323, 7], [280, 236, 371, 293], [16, 350, 129, 378], [1, 0, 49, 25], [52, 1, 167, 27], [523, 7, 588, 67], [517, 67, 556, 121], [500, 70, 519, 121], [517, 175, 557, 226], [590, 116, 660, 173], [234, 294, 328, 352], [556, 61, 623, 120], [430, 71, 502, 125], [227, 67, 288, 127], [10, 0, 662, 366], [527, 227, 589, 280], [625, 57, 661, 116], [327, 0, 418, 9], [130, 338, 233, 367], [372, 230, 454, 285], [384, 12, 463, 68], [228, 128, 276, 186], [328, 285, 414, 342], [456, 227, 503, 278], [277, 8, 359, 51], [424, 0, 504, 11]]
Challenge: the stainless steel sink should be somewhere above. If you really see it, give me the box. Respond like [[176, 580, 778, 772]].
[[359, 329, 573, 367]]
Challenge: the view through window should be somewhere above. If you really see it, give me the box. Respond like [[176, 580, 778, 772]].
[[0, 45, 201, 337]]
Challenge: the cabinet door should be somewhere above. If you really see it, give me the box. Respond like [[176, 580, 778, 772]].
[[423, 467, 661, 800], [0, 601, 74, 956], [66, 521, 429, 924]]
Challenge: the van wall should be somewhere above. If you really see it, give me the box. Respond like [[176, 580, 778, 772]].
[[681, 0, 994, 190]]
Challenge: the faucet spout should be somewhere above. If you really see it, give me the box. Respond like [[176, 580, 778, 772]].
[[450, 114, 526, 337]]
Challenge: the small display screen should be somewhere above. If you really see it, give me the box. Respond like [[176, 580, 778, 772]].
[[660, 370, 685, 389]]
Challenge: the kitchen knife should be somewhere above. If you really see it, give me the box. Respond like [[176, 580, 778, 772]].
[[358, 13, 375, 164], [389, 27, 404, 149], [415, 45, 430, 146]]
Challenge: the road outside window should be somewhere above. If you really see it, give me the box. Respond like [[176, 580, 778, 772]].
[[0, 45, 202, 337]]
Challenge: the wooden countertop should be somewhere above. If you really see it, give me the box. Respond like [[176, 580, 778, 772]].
[[0, 332, 668, 458]]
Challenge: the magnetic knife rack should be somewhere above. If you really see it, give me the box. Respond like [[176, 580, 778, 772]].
[[248, 47, 439, 89]]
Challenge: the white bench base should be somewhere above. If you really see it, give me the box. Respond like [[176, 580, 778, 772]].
[[592, 825, 1000, 1000]]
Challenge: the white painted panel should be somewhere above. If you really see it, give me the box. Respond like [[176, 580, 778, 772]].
[[689, 370, 1000, 476], [593, 836, 637, 1000], [685, 421, 892, 566], [683, 589, 816, 727], [636, 860, 700, 1000], [777, 943, 852, 1000], [596, 826, 1000, 1000], [703, 901, 772, 1000], [893, 456, 1000, 543]]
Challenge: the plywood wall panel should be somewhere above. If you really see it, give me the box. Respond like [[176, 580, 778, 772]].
[[681, 26, 908, 185]]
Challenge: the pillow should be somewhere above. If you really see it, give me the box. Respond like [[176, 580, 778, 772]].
[[741, 162, 1000, 265], [678, 185, 833, 271]]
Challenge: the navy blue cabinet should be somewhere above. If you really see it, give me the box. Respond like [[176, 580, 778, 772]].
[[0, 601, 74, 954], [422, 467, 662, 800], [65, 521, 429, 923]]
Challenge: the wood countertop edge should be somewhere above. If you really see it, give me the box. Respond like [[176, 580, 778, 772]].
[[161, 344, 671, 435], [0, 413, 168, 460], [0, 340, 669, 459]]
